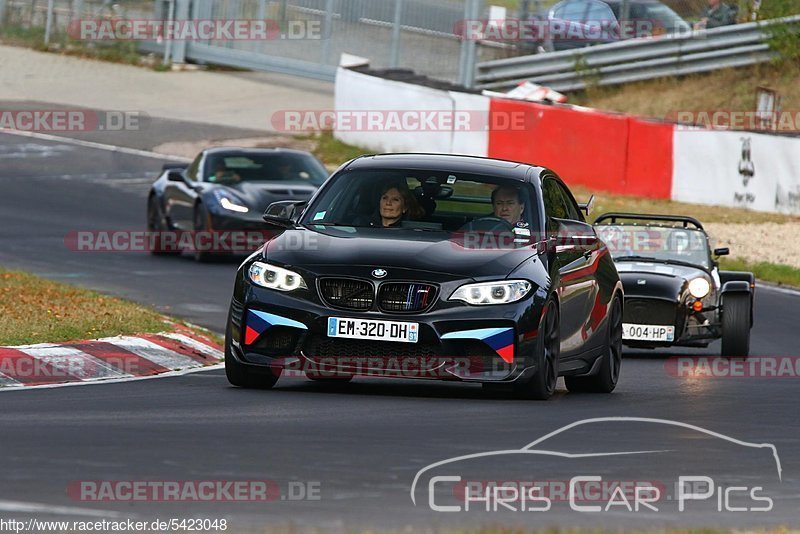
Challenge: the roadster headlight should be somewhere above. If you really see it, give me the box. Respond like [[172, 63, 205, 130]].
[[213, 190, 249, 213], [688, 277, 711, 299], [449, 280, 532, 305], [248, 262, 307, 292]]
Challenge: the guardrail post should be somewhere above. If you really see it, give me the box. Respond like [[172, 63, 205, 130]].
[[71, 0, 83, 20], [620, 0, 631, 38], [163, 0, 175, 65], [320, 0, 335, 65], [257, 0, 266, 22], [459, 0, 481, 88], [457, 0, 471, 85], [0, 0, 8, 26], [170, 0, 189, 63], [44, 0, 54, 46], [389, 0, 403, 68]]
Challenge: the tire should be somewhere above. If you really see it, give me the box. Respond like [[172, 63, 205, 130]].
[[224, 335, 279, 389], [514, 298, 560, 400], [147, 196, 180, 256], [193, 203, 214, 263], [565, 296, 623, 394], [721, 293, 751, 358]]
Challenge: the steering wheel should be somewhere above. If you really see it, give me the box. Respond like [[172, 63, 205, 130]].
[[463, 216, 515, 233]]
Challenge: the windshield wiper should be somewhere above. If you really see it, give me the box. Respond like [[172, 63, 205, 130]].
[[614, 255, 659, 262]]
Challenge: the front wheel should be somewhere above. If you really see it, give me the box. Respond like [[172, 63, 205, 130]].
[[193, 203, 215, 263], [565, 296, 623, 394], [147, 196, 180, 256], [514, 298, 560, 400], [721, 293, 751, 358]]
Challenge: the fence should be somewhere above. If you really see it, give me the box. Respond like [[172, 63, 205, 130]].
[[0, 0, 510, 85], [476, 15, 800, 92]]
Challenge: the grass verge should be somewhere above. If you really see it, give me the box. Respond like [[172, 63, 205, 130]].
[[719, 258, 800, 289], [1, 268, 178, 346], [299, 131, 369, 168]]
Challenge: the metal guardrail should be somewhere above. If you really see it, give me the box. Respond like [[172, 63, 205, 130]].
[[476, 16, 800, 92]]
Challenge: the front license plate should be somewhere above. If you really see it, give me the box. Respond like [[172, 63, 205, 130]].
[[327, 317, 419, 343], [623, 323, 675, 342]]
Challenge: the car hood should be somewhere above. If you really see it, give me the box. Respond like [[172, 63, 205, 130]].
[[213, 182, 317, 211], [264, 228, 539, 280], [614, 261, 708, 300]]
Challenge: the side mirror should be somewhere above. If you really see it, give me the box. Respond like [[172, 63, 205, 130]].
[[578, 195, 594, 217], [167, 170, 185, 183], [714, 247, 730, 256], [550, 219, 598, 249], [263, 200, 307, 229]]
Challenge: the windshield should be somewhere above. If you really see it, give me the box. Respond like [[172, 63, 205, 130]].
[[204, 152, 328, 186], [301, 169, 539, 241], [596, 224, 711, 268]]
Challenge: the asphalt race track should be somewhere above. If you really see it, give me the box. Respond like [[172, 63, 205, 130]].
[[1, 131, 799, 531]]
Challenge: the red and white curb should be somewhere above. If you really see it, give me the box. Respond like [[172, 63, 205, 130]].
[[0, 330, 223, 390]]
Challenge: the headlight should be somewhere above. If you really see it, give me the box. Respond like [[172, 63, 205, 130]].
[[449, 280, 532, 305], [688, 277, 711, 299], [213, 190, 249, 213], [248, 262, 307, 291]]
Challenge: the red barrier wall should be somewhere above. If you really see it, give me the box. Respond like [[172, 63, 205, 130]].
[[623, 118, 673, 198], [487, 98, 673, 199]]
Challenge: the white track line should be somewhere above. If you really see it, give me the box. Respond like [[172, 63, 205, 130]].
[[0, 128, 189, 162], [0, 363, 224, 393], [0, 499, 125, 517]]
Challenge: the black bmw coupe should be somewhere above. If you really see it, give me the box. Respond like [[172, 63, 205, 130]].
[[224, 154, 623, 399]]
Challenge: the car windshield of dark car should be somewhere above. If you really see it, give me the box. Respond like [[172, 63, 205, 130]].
[[204, 153, 328, 186], [300, 169, 538, 243], [596, 224, 711, 268]]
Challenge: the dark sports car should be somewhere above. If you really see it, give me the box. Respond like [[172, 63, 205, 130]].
[[594, 213, 754, 357], [147, 147, 328, 261], [224, 153, 624, 400]]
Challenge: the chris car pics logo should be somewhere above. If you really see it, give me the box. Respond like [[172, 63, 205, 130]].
[[410, 417, 781, 514]]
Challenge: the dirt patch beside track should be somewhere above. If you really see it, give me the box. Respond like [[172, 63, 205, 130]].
[[706, 223, 800, 270]]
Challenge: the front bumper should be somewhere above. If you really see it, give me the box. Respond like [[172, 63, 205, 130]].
[[227, 281, 545, 383], [622, 296, 721, 348]]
